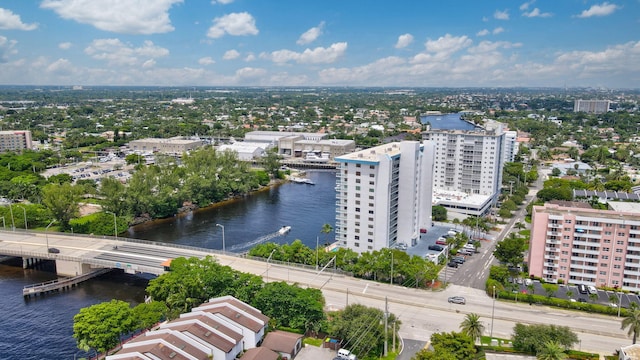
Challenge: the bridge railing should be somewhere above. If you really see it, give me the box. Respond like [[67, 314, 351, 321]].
[[242, 254, 352, 276]]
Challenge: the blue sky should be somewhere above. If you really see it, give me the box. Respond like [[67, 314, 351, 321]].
[[0, 0, 638, 88]]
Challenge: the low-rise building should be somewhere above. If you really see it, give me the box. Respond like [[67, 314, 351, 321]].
[[128, 136, 205, 155], [0, 130, 32, 152]]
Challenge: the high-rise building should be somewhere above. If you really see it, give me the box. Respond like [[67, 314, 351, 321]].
[[529, 202, 640, 291], [573, 99, 610, 114], [422, 124, 506, 216], [334, 141, 435, 253], [0, 130, 32, 152]]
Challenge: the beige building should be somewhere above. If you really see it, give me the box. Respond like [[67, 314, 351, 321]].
[[128, 136, 204, 155], [0, 130, 32, 152]]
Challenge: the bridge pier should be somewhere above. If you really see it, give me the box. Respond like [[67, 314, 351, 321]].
[[23, 257, 45, 269], [55, 259, 95, 277]]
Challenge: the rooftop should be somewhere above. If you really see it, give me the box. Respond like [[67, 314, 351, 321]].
[[335, 142, 402, 162]]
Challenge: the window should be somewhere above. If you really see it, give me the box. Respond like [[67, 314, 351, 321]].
[[355, 207, 360, 212], [355, 236, 359, 240], [617, 240, 625, 245], [565, 220, 572, 224], [356, 164, 361, 168], [356, 171, 361, 176], [603, 247, 610, 252]]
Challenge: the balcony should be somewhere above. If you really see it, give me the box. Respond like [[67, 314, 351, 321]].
[[543, 269, 558, 276]]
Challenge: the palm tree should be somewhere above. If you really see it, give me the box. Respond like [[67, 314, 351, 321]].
[[536, 340, 567, 360], [622, 304, 640, 344], [459, 313, 484, 344], [320, 223, 333, 246]]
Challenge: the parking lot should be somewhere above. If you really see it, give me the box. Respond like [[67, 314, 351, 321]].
[[514, 280, 640, 309]]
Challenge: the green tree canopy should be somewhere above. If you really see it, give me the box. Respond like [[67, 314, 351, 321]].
[[512, 323, 578, 354], [493, 233, 526, 268], [42, 182, 83, 230], [460, 313, 485, 344], [73, 300, 135, 356]]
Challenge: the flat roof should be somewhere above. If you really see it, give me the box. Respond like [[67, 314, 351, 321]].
[[335, 142, 402, 162], [609, 202, 640, 213], [433, 189, 492, 207]]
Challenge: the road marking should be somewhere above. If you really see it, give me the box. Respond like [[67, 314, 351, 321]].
[[363, 284, 369, 293]]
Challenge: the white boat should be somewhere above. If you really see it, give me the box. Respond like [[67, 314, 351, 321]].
[[291, 177, 315, 185], [278, 226, 291, 235], [303, 152, 330, 163]]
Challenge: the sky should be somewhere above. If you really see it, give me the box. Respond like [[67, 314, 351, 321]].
[[0, 0, 638, 88]]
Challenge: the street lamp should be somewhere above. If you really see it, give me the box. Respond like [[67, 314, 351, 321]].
[[18, 206, 27, 230], [215, 223, 225, 253], [106, 211, 117, 239], [490, 285, 496, 338], [266, 249, 276, 283], [45, 219, 56, 252], [8, 202, 15, 230]]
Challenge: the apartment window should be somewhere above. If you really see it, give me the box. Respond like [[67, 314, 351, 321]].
[[355, 222, 360, 227], [370, 174, 374, 178], [370, 166, 375, 169], [356, 186, 360, 191], [600, 263, 608, 267], [369, 195, 374, 200], [617, 240, 625, 245], [367, 246, 373, 250], [615, 256, 622, 261], [356, 193, 361, 198], [355, 179, 361, 184], [565, 220, 572, 224], [369, 189, 375, 192], [614, 264, 621, 269], [604, 239, 611, 243], [368, 210, 374, 214], [368, 217, 374, 221], [355, 215, 360, 219], [356, 171, 361, 176], [355, 200, 361, 205], [616, 249, 623, 253], [368, 203, 374, 207], [355, 242, 360, 247], [621, 225, 627, 229], [354, 236, 359, 240], [563, 236, 570, 240], [564, 228, 571, 232], [562, 243, 569, 247], [355, 207, 360, 212], [356, 164, 361, 168], [368, 231, 373, 236], [605, 231, 612, 235], [602, 255, 609, 260], [355, 229, 360, 233], [599, 271, 607, 275], [369, 181, 375, 185], [603, 247, 610, 252]]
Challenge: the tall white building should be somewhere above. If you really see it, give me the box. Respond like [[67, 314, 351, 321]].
[[423, 124, 506, 215], [0, 130, 32, 152], [334, 141, 435, 253], [574, 99, 610, 114]]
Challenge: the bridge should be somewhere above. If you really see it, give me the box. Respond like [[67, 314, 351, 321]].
[[0, 229, 221, 277]]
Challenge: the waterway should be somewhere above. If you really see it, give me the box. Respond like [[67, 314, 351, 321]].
[[0, 170, 338, 359], [420, 113, 479, 130]]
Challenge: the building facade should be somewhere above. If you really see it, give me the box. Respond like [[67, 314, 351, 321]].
[[128, 136, 205, 155], [334, 141, 435, 253], [573, 99, 610, 114], [529, 203, 640, 291], [0, 130, 32, 152]]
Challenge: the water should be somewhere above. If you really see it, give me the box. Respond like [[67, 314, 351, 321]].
[[0, 170, 337, 359], [420, 113, 479, 130]]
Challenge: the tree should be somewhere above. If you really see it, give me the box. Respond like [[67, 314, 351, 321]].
[[131, 301, 167, 330], [425, 332, 476, 360], [542, 284, 559, 298], [42, 182, 83, 230], [329, 304, 398, 358], [432, 205, 447, 221], [460, 313, 484, 344], [253, 281, 325, 332], [73, 300, 135, 358], [99, 177, 128, 216], [512, 323, 578, 354], [493, 233, 526, 268], [321, 223, 333, 246], [537, 341, 568, 360], [259, 147, 282, 178], [621, 304, 640, 344]]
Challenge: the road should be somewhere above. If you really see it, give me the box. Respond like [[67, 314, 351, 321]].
[[217, 254, 628, 356]]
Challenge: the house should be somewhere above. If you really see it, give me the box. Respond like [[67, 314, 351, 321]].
[[261, 330, 304, 360], [620, 344, 640, 360], [241, 347, 280, 360]]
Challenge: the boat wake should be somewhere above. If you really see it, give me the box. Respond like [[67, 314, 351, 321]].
[[228, 227, 291, 252]]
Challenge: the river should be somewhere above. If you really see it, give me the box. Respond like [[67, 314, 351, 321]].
[[0, 170, 338, 359]]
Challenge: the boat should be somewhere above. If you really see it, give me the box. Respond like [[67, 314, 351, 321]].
[[278, 226, 291, 235], [303, 152, 331, 163], [291, 177, 315, 185]]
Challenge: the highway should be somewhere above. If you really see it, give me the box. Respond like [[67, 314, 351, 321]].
[[218, 254, 628, 356]]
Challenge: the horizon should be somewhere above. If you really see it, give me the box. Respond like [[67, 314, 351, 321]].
[[1, 1, 639, 88]]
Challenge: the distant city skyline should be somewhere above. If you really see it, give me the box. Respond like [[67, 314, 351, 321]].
[[0, 1, 638, 88]]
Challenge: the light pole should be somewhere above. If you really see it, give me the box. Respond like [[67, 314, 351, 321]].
[[266, 249, 276, 283], [490, 285, 496, 339], [390, 250, 394, 285], [216, 223, 225, 253], [0, 216, 5, 229], [9, 202, 15, 230], [45, 219, 56, 251], [106, 211, 117, 239], [316, 236, 319, 271], [18, 206, 27, 230]]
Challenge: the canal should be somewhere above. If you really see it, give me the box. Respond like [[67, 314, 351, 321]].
[[0, 170, 338, 359]]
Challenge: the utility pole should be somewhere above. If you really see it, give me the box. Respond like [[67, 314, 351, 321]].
[[384, 296, 388, 357]]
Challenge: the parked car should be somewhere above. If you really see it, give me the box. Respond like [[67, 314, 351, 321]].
[[448, 296, 466, 304], [452, 256, 465, 264], [397, 243, 407, 250], [428, 245, 444, 251], [458, 249, 473, 256], [587, 285, 598, 295], [435, 237, 448, 245], [447, 261, 459, 268], [578, 284, 588, 294]]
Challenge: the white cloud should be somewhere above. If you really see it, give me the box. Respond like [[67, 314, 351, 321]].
[[477, 29, 490, 37], [207, 12, 258, 38], [494, 9, 509, 20], [0, 8, 38, 30], [265, 42, 348, 64], [84, 38, 169, 66], [395, 33, 414, 49], [424, 34, 472, 58], [244, 53, 256, 62], [0, 36, 18, 62], [223, 49, 240, 60], [40, 0, 182, 35], [576, 2, 620, 18], [58, 42, 72, 50], [519, 1, 534, 11], [493, 27, 504, 35], [46, 58, 75, 76], [211, 0, 234, 4], [523, 8, 553, 18], [198, 57, 215, 65], [297, 22, 325, 45]]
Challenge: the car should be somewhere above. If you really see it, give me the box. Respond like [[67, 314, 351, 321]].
[[47, 247, 60, 254], [587, 285, 598, 295], [448, 296, 466, 305], [447, 261, 459, 268], [577, 298, 587, 303], [447, 230, 458, 236], [428, 244, 444, 251], [458, 249, 473, 256], [452, 256, 465, 264], [577, 284, 588, 294], [435, 238, 448, 245], [396, 243, 407, 250], [420, 228, 427, 234]]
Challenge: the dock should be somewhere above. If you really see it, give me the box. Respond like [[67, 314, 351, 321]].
[[23, 268, 112, 298]]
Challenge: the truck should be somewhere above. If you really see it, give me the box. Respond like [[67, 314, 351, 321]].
[[337, 348, 357, 360]]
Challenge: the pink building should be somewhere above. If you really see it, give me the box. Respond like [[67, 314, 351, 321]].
[[529, 203, 640, 291]]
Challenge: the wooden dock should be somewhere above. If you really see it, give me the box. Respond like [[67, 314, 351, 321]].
[[23, 268, 112, 298]]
